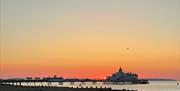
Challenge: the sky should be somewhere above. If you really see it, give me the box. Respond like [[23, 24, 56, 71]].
[[0, 0, 180, 80]]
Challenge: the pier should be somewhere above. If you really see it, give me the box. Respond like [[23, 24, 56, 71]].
[[0, 78, 148, 87], [0, 68, 148, 91], [0, 68, 148, 87], [0, 79, 140, 91], [0, 84, 138, 91]]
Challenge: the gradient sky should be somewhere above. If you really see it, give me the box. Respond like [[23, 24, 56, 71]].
[[0, 0, 179, 80]]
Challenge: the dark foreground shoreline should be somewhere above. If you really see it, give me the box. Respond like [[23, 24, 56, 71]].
[[0, 84, 137, 91]]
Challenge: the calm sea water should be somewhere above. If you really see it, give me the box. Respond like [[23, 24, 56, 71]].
[[19, 81, 180, 91], [111, 81, 180, 91]]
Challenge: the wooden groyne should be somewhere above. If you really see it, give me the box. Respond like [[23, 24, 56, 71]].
[[0, 84, 138, 91]]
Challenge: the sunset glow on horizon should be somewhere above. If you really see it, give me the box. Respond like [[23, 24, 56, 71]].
[[0, 0, 179, 80]]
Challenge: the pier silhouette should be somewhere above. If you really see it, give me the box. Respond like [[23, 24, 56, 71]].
[[0, 68, 148, 87]]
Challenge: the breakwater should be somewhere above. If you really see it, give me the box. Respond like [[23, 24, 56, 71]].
[[0, 84, 138, 91]]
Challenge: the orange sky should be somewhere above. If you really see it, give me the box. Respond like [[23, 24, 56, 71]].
[[0, 0, 179, 80]]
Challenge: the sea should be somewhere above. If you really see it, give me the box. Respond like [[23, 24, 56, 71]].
[[19, 81, 180, 91], [110, 81, 180, 91]]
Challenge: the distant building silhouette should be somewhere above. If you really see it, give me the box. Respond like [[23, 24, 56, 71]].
[[42, 75, 64, 81], [119, 67, 123, 72], [106, 67, 138, 82]]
